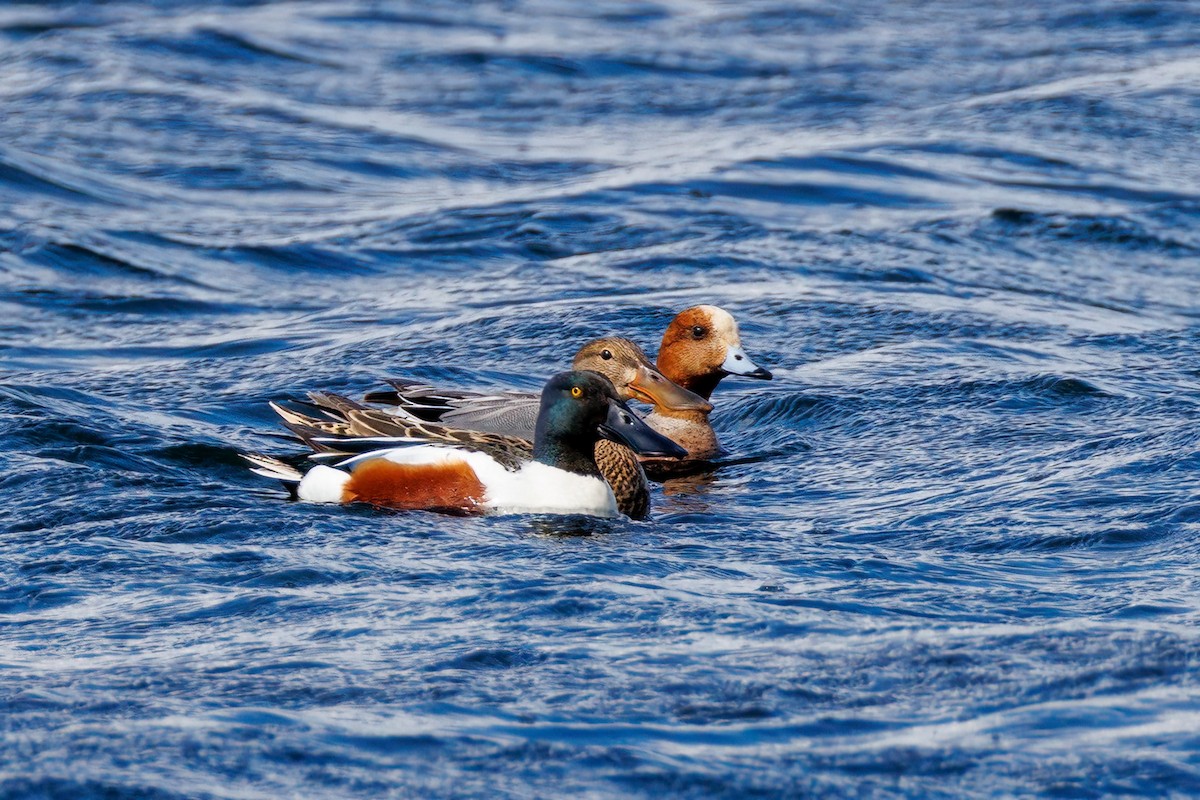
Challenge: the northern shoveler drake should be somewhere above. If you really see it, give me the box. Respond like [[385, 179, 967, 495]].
[[643, 304, 772, 465], [245, 371, 686, 518], [267, 384, 661, 519]]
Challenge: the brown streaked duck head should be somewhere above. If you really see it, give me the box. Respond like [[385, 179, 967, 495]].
[[572, 337, 712, 413]]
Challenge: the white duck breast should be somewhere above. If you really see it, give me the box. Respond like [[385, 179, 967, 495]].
[[486, 460, 618, 517]]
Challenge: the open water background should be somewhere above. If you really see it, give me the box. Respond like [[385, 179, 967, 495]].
[[2, 1, 1200, 797]]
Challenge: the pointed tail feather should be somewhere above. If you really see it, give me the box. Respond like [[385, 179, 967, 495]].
[[241, 453, 304, 483], [270, 401, 342, 431], [241, 452, 351, 503], [269, 401, 357, 448], [307, 391, 369, 415]]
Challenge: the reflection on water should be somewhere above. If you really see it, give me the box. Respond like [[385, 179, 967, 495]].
[[658, 469, 722, 515], [524, 515, 623, 538]]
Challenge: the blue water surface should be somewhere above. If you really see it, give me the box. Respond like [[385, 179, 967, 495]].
[[2, 1, 1200, 797]]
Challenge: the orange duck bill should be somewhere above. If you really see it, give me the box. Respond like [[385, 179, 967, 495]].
[[625, 363, 714, 412]]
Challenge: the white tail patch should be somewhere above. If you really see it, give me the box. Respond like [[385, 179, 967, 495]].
[[485, 461, 618, 517], [297, 465, 352, 503]]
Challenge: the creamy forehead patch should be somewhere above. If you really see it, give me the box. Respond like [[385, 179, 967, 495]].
[[695, 304, 740, 343]]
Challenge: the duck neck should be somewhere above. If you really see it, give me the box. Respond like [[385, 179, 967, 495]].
[[533, 434, 602, 478], [670, 371, 723, 401], [650, 406, 712, 424]]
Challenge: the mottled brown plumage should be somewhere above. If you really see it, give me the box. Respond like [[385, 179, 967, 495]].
[[594, 439, 649, 520], [272, 394, 532, 470]]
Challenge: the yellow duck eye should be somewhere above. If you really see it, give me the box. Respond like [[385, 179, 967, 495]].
[[571, 386, 583, 399]]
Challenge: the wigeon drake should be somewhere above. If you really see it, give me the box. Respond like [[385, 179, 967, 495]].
[[244, 372, 686, 517], [644, 305, 772, 463]]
